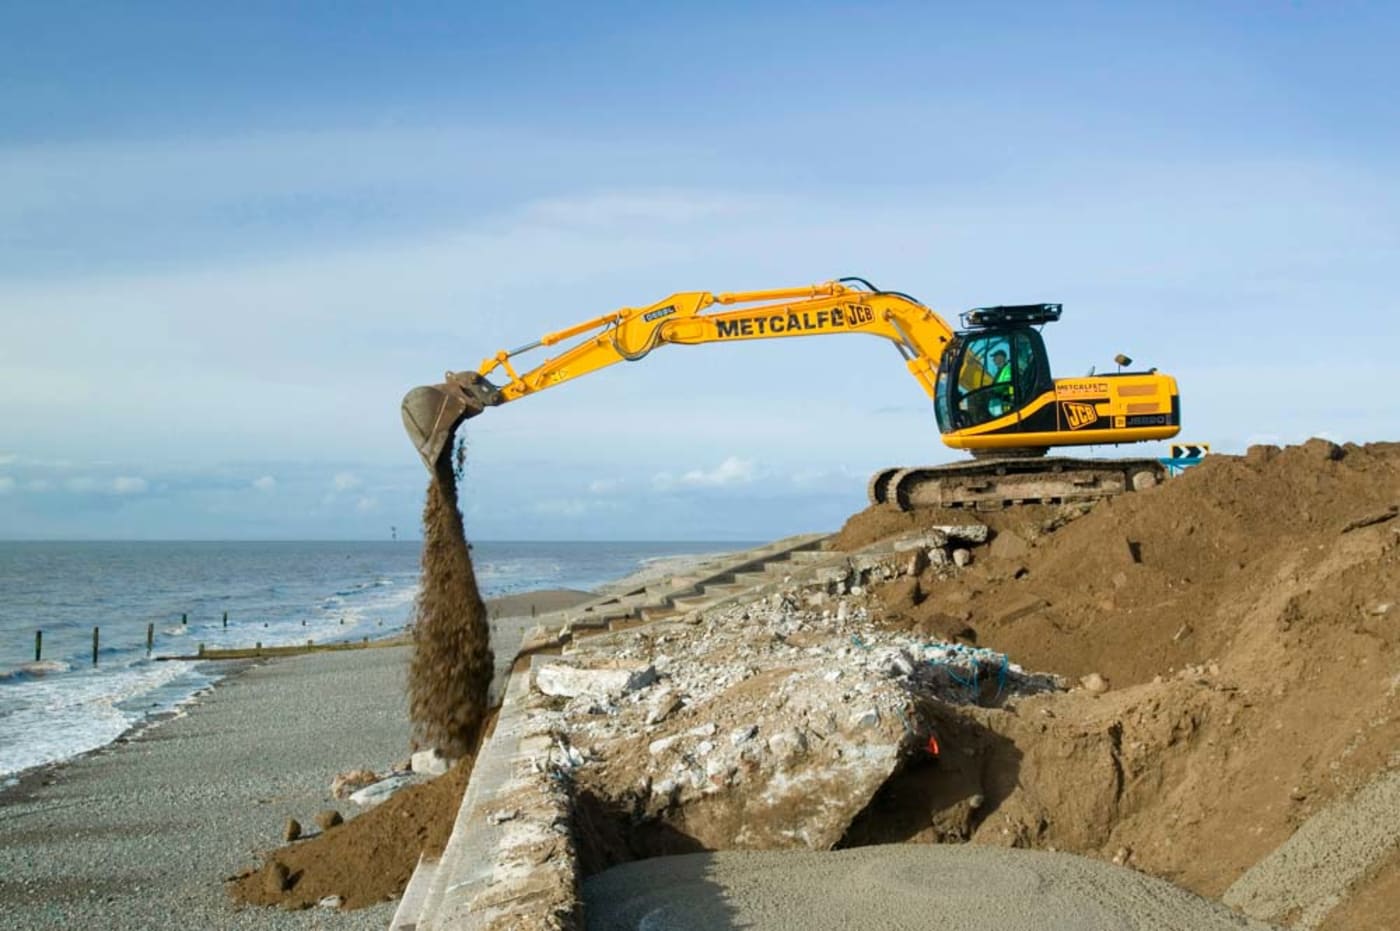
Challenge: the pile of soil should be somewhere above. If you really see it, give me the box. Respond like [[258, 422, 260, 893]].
[[895, 439, 1399, 686], [853, 439, 1400, 914], [407, 450, 494, 758], [831, 499, 1086, 552], [229, 754, 477, 910]]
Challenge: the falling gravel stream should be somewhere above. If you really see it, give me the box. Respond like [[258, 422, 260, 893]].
[[407, 449, 494, 759]]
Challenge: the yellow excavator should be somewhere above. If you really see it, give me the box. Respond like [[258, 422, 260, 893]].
[[402, 278, 1180, 509]]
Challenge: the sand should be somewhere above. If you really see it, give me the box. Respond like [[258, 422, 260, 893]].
[[228, 724, 485, 911], [584, 845, 1273, 930], [487, 588, 594, 618]]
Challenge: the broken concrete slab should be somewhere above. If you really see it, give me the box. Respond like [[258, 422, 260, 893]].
[[534, 662, 658, 699]]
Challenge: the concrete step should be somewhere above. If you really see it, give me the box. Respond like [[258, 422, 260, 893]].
[[669, 594, 721, 612], [580, 592, 649, 613], [391, 855, 438, 930], [566, 615, 611, 632]]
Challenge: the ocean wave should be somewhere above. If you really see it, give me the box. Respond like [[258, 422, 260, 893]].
[[0, 659, 206, 777], [0, 660, 73, 681]]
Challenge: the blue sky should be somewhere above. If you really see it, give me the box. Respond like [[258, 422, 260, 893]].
[[1, 2, 1397, 540]]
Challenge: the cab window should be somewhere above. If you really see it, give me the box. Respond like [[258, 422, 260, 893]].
[[954, 334, 1020, 426]]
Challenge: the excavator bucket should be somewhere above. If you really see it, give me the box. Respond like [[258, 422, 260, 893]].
[[401, 373, 499, 473]]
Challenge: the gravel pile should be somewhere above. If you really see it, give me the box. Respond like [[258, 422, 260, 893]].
[[585, 844, 1276, 930]]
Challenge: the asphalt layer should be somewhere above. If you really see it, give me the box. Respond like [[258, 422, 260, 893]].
[[0, 647, 413, 931], [584, 845, 1278, 931]]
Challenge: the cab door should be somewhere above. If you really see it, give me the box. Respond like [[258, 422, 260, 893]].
[[935, 328, 1052, 433]]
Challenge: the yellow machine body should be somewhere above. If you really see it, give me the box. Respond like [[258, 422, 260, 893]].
[[401, 279, 1179, 471]]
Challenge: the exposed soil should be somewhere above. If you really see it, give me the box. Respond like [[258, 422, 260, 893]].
[[831, 500, 1086, 552], [228, 751, 478, 910], [848, 439, 1400, 910], [407, 449, 494, 759]]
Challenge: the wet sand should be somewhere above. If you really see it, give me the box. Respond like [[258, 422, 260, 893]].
[[486, 587, 594, 618]]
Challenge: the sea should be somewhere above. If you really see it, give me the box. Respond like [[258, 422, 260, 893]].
[[0, 540, 744, 780]]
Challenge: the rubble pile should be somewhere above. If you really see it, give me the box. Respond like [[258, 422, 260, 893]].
[[520, 556, 1062, 872]]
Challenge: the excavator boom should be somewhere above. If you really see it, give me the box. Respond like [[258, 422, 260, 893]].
[[402, 279, 951, 470]]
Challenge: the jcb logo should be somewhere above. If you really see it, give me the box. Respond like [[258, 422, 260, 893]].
[[1061, 401, 1098, 430], [844, 304, 875, 326]]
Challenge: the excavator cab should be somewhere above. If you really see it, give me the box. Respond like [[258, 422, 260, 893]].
[[934, 304, 1059, 435]]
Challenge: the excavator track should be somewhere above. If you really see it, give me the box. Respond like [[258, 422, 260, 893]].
[[869, 457, 1166, 512]]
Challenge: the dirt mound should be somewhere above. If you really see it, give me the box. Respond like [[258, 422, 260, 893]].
[[228, 755, 475, 910], [831, 500, 1084, 552], [853, 439, 1400, 912], [407, 450, 494, 759], [897, 439, 1400, 687]]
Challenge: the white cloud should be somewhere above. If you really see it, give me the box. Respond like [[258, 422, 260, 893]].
[[0, 477, 13, 494], [252, 475, 277, 492], [531, 497, 622, 517], [532, 498, 590, 517], [588, 478, 620, 494], [331, 472, 361, 492], [355, 496, 378, 513], [63, 475, 148, 495], [654, 456, 756, 490]]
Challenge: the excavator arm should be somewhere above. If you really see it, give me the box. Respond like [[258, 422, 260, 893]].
[[402, 279, 955, 471]]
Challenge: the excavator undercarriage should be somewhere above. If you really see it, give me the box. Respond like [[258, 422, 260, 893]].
[[866, 456, 1165, 512]]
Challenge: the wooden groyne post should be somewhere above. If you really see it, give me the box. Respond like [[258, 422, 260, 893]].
[[34, 630, 41, 662], [146, 623, 154, 655], [92, 627, 99, 666]]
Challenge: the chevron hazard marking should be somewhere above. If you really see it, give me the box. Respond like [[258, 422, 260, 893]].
[[1171, 444, 1210, 459]]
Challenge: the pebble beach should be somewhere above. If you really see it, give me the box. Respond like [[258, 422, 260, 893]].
[[0, 645, 411, 931], [0, 585, 601, 931]]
